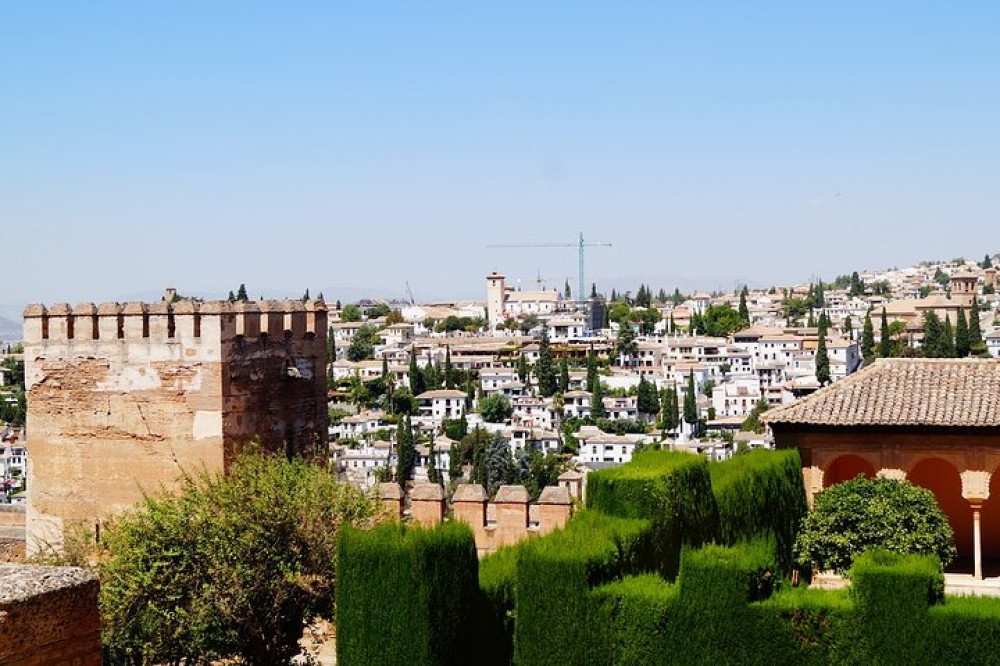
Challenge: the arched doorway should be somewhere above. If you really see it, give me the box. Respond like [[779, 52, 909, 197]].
[[908, 458, 971, 570], [980, 471, 1000, 575], [823, 455, 876, 488]]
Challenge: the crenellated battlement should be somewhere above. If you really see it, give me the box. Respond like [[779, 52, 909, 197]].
[[22, 299, 328, 345]]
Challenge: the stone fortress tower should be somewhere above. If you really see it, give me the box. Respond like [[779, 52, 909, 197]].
[[950, 272, 980, 309], [22, 297, 328, 550]]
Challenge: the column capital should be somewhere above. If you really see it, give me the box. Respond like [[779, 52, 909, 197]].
[[961, 470, 991, 503]]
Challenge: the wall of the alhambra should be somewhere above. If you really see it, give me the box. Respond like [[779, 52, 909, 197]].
[[23, 306, 227, 550]]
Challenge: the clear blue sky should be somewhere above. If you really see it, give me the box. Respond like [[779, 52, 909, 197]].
[[2, 2, 998, 307]]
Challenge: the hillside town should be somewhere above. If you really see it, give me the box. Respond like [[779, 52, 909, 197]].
[[320, 253, 999, 490]]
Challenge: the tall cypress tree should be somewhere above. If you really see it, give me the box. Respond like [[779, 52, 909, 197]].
[[637, 376, 659, 418], [444, 346, 454, 389], [922, 311, 943, 358], [409, 353, 426, 396], [558, 357, 570, 394], [590, 379, 605, 419], [815, 318, 831, 385], [942, 314, 956, 358], [843, 315, 853, 339], [660, 388, 679, 434], [956, 308, 971, 357], [683, 371, 698, 436], [586, 344, 599, 395], [395, 415, 416, 487], [862, 313, 875, 362], [536, 326, 557, 397], [517, 353, 529, 383], [879, 308, 892, 358], [738, 288, 750, 328], [969, 297, 985, 355]]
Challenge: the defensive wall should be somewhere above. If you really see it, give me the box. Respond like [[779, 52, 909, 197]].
[[23, 299, 328, 551], [379, 482, 573, 555], [0, 565, 101, 666]]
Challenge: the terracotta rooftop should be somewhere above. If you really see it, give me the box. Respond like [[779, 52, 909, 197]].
[[764, 358, 1000, 428]]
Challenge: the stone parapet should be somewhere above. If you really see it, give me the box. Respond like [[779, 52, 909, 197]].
[[0, 565, 101, 666]]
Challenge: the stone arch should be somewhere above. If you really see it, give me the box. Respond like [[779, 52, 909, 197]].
[[908, 457, 971, 565], [823, 455, 876, 488]]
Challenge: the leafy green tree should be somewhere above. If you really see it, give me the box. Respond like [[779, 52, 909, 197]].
[[848, 271, 865, 297], [879, 308, 892, 358], [861, 312, 875, 362], [395, 415, 416, 486], [740, 398, 769, 434], [485, 432, 514, 497], [340, 304, 362, 322], [426, 445, 440, 485], [346, 325, 381, 362], [659, 387, 679, 434], [516, 353, 529, 384], [982, 254, 993, 269], [782, 297, 808, 326], [815, 317, 830, 385], [448, 442, 462, 480], [479, 394, 513, 423], [794, 476, 956, 574], [700, 303, 745, 337], [683, 371, 698, 436], [615, 324, 638, 367], [635, 307, 661, 335], [390, 388, 416, 415], [536, 326, 557, 397], [843, 315, 853, 338], [100, 450, 383, 666], [235, 283, 249, 302], [737, 287, 750, 328], [558, 357, 570, 394]]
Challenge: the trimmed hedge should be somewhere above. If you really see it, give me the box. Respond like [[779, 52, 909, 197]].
[[336, 521, 479, 666], [513, 510, 653, 666], [591, 575, 677, 666], [587, 450, 718, 579], [477, 544, 523, 666], [710, 449, 807, 571]]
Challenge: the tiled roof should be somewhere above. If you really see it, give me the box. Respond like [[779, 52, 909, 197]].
[[763, 358, 1000, 428]]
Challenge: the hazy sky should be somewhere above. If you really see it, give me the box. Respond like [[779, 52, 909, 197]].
[[2, 2, 998, 307]]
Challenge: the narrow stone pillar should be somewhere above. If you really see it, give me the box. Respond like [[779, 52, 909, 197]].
[[877, 468, 907, 481], [453, 484, 489, 552], [961, 470, 991, 580], [802, 466, 824, 509], [494, 485, 530, 548], [536, 486, 573, 535], [410, 483, 445, 527], [377, 482, 403, 519]]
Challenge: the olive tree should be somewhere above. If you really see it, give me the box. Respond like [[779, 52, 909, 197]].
[[794, 475, 956, 574]]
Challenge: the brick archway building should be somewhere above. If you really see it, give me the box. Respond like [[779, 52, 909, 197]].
[[765, 358, 1000, 579]]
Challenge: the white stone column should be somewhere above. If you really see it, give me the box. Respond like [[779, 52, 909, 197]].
[[961, 470, 992, 580]]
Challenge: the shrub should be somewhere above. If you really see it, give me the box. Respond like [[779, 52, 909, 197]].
[[513, 511, 653, 666], [100, 451, 383, 666], [336, 521, 479, 666], [710, 449, 807, 572], [587, 450, 718, 579], [794, 476, 956, 573]]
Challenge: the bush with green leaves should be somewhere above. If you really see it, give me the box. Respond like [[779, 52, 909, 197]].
[[479, 393, 513, 423], [100, 450, 385, 666], [794, 475, 956, 573]]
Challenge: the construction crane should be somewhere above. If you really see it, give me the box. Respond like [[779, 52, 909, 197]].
[[487, 232, 612, 310]]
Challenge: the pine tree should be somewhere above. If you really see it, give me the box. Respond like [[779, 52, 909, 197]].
[[969, 297, 986, 355], [879, 308, 892, 358], [586, 345, 599, 396], [683, 372, 698, 437], [942, 314, 956, 358], [815, 317, 830, 385], [738, 288, 750, 328], [302, 288, 310, 302], [615, 324, 637, 367], [485, 433, 513, 497], [558, 357, 570, 394], [236, 283, 249, 302], [956, 308, 971, 357], [862, 313, 875, 362], [228, 290, 236, 302], [536, 326, 557, 397]]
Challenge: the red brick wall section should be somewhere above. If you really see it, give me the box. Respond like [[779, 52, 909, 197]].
[[0, 565, 102, 666]]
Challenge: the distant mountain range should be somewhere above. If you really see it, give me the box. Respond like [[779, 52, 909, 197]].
[[0, 314, 21, 344]]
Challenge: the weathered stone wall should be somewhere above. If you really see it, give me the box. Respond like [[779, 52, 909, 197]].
[[23, 299, 327, 551], [0, 565, 101, 666], [0, 506, 25, 528]]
